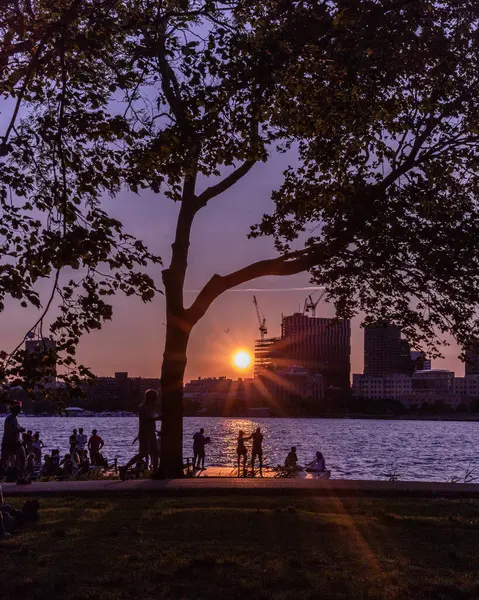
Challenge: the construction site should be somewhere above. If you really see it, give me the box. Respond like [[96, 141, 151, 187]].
[[184, 292, 352, 416]]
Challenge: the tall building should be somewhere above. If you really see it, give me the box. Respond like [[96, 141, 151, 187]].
[[25, 336, 57, 384], [364, 324, 411, 376], [253, 337, 284, 377], [464, 342, 479, 376], [281, 313, 350, 391]]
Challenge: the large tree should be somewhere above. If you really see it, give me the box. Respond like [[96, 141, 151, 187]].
[[1, 0, 478, 475]]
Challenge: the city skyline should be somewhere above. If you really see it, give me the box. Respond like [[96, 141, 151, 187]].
[[11, 291, 466, 383], [0, 130, 465, 383]]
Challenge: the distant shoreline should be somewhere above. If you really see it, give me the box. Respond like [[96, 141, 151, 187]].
[[7, 412, 479, 422]]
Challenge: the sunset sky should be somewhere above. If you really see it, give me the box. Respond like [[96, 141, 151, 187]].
[[0, 148, 465, 383]]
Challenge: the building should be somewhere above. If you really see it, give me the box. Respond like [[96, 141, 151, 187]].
[[281, 313, 350, 392], [410, 351, 431, 372], [364, 324, 411, 376], [411, 369, 454, 395], [352, 369, 465, 408], [263, 367, 323, 400], [183, 376, 257, 413], [405, 369, 460, 408], [256, 367, 323, 415], [24, 336, 57, 384], [84, 372, 161, 412], [453, 375, 479, 398], [352, 373, 412, 400], [464, 342, 479, 376], [253, 337, 283, 377]]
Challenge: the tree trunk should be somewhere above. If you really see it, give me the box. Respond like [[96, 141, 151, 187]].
[[159, 312, 190, 478]]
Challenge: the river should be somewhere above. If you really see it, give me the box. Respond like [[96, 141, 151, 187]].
[[14, 415, 479, 482]]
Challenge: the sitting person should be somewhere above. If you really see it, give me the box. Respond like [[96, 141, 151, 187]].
[[41, 454, 53, 477], [51, 449, 61, 475], [5, 464, 19, 483], [59, 454, 75, 477], [95, 453, 108, 469], [306, 451, 327, 472], [79, 450, 90, 468], [284, 446, 300, 472], [0, 485, 39, 539]]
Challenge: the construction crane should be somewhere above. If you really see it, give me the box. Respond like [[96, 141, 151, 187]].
[[253, 295, 268, 340], [303, 289, 327, 318]]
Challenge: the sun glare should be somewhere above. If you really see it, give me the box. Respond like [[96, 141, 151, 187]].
[[233, 350, 252, 370]]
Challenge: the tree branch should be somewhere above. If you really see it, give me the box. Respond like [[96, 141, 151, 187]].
[[155, 19, 188, 129], [186, 246, 325, 325], [196, 159, 256, 207], [196, 81, 263, 207], [1, 0, 83, 146]]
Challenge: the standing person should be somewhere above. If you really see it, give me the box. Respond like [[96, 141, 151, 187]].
[[0, 404, 29, 484], [75, 428, 87, 463], [32, 432, 44, 465], [22, 430, 34, 455], [88, 429, 104, 466], [192, 428, 207, 470], [119, 389, 160, 480], [25, 453, 35, 479], [69, 429, 78, 461], [236, 430, 248, 476], [250, 427, 264, 476]]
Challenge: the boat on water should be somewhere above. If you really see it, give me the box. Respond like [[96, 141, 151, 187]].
[[64, 406, 85, 417]]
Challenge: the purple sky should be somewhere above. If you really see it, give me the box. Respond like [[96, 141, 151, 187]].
[[1, 149, 465, 382]]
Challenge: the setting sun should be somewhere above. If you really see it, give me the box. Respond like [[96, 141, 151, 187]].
[[233, 350, 252, 370]]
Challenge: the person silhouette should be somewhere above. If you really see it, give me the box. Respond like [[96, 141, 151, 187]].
[[193, 428, 207, 470], [119, 389, 160, 480], [236, 430, 248, 476], [250, 427, 264, 476]]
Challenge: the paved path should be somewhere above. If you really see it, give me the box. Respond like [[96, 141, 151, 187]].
[[3, 478, 479, 498]]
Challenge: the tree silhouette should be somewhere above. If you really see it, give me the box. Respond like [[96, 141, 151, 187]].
[[1, 1, 478, 475]]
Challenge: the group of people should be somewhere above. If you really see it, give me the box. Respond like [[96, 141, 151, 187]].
[[40, 427, 106, 479], [284, 448, 327, 474], [67, 427, 106, 467], [2, 391, 329, 482], [191, 426, 328, 477], [0, 403, 110, 483]]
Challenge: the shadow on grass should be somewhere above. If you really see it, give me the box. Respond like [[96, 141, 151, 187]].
[[1, 496, 479, 599]]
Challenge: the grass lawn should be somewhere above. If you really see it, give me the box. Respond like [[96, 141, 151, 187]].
[[1, 495, 479, 599]]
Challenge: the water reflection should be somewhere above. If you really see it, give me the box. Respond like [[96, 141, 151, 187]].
[[16, 416, 479, 482]]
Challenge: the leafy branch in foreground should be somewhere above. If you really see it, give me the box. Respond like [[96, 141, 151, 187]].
[[0, 0, 161, 395]]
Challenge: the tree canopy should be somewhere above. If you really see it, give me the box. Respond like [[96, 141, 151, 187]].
[[0, 0, 478, 400]]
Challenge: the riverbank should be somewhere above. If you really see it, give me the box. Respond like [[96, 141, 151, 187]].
[[2, 495, 479, 599], [3, 477, 479, 498]]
